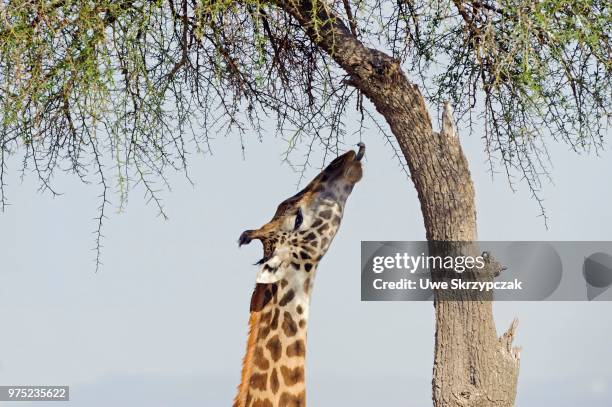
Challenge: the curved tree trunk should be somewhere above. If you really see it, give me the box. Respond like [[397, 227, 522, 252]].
[[275, 1, 521, 405]]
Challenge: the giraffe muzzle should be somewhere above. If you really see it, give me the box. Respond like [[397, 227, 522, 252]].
[[238, 230, 253, 247]]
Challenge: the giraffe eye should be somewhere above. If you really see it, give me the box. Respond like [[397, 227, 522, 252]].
[[294, 209, 303, 230]]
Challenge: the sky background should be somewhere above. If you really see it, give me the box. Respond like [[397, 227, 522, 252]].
[[0, 106, 611, 406]]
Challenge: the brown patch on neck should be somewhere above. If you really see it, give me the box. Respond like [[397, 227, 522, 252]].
[[250, 283, 278, 312]]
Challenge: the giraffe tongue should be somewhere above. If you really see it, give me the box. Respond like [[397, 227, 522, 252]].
[[356, 142, 365, 161]]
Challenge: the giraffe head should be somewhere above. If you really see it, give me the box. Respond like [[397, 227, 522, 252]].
[[238, 143, 364, 294]]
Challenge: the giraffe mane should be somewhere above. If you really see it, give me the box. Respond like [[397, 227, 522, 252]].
[[233, 309, 260, 407], [234, 283, 278, 407]]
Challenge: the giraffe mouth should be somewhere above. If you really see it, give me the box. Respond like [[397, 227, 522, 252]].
[[238, 231, 251, 246], [254, 254, 271, 265]]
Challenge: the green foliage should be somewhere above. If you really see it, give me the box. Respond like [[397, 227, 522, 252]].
[[390, 0, 610, 186], [0, 0, 609, 265]]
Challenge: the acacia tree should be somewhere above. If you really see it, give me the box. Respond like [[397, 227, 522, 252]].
[[1, 0, 609, 405]]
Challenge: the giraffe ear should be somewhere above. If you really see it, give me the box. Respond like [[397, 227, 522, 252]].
[[256, 253, 289, 284]]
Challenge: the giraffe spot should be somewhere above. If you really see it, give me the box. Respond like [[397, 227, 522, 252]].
[[280, 279, 289, 288], [251, 399, 274, 407], [270, 308, 280, 329], [268, 367, 280, 395], [311, 218, 323, 228], [304, 263, 313, 272], [253, 346, 269, 370], [260, 310, 272, 325], [299, 319, 306, 329], [249, 372, 268, 391], [301, 244, 315, 253], [250, 283, 277, 312], [279, 289, 295, 306], [268, 284, 279, 299], [303, 278, 310, 294], [317, 223, 329, 233], [291, 262, 300, 270], [296, 305, 303, 314], [279, 391, 306, 407], [319, 209, 332, 219], [286, 339, 305, 357], [299, 251, 311, 260], [310, 240, 318, 247], [292, 252, 298, 259], [332, 215, 342, 226], [258, 324, 271, 340], [266, 335, 282, 362], [291, 238, 298, 244], [282, 311, 298, 337], [344, 184, 353, 193], [303, 232, 317, 241], [320, 237, 329, 248], [280, 365, 305, 386]]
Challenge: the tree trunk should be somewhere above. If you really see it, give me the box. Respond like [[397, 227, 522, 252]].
[[275, 1, 521, 405]]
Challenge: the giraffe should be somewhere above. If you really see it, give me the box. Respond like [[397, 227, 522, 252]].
[[233, 143, 365, 407]]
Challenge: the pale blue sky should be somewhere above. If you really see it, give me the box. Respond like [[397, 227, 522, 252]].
[[0, 109, 611, 406]]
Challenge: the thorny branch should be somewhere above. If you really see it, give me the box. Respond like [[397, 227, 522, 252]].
[[0, 0, 609, 266]]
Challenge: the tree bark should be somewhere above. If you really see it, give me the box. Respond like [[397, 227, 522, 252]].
[[275, 0, 521, 405]]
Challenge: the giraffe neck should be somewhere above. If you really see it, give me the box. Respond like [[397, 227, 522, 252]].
[[234, 268, 315, 407]]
